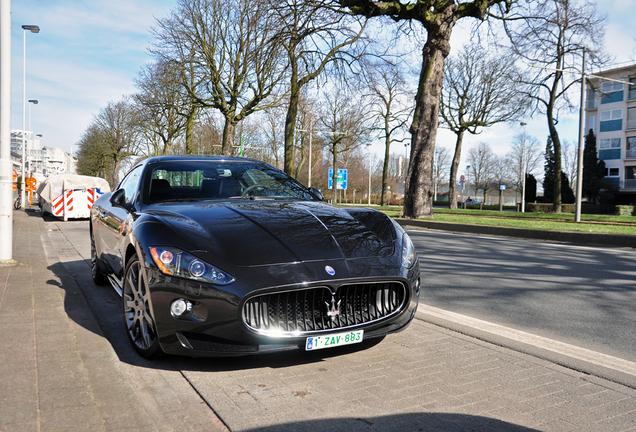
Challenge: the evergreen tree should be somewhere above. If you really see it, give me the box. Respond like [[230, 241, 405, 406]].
[[582, 128, 605, 203], [525, 174, 537, 203], [543, 136, 574, 205], [561, 173, 575, 204], [543, 136, 555, 202]]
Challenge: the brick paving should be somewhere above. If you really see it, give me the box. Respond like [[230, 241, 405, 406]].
[[2, 209, 636, 431], [173, 320, 636, 431]]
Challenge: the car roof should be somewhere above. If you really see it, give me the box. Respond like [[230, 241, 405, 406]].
[[145, 155, 264, 164]]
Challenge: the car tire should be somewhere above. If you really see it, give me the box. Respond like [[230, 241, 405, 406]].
[[90, 227, 108, 286], [123, 254, 162, 359]]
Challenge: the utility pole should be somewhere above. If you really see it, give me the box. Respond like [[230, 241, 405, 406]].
[[0, 0, 16, 264], [520, 122, 527, 213], [574, 48, 587, 222]]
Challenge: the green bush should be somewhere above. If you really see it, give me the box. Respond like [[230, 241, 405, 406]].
[[615, 205, 636, 216]]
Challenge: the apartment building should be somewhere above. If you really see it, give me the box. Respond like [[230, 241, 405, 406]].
[[585, 64, 636, 203], [10, 131, 77, 182]]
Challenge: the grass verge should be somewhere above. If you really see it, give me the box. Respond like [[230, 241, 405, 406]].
[[339, 205, 636, 236]]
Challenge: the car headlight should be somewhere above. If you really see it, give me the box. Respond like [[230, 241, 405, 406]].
[[149, 246, 234, 285], [401, 233, 417, 269]]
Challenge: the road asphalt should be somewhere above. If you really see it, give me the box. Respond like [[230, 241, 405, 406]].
[[1, 209, 635, 431]]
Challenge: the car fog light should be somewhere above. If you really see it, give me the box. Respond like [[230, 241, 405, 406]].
[[171, 299, 192, 318]]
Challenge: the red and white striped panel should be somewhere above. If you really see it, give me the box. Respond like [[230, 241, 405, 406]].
[[87, 188, 104, 209], [52, 189, 74, 216]]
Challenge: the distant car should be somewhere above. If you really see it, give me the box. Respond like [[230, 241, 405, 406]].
[[465, 198, 483, 205], [90, 155, 420, 358]]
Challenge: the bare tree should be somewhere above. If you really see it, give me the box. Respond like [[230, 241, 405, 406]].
[[500, 0, 606, 212], [319, 88, 371, 204], [334, 0, 514, 218], [367, 61, 413, 205], [505, 132, 543, 201], [93, 99, 139, 187], [133, 60, 192, 156], [440, 43, 525, 209], [272, 0, 368, 176], [433, 145, 451, 201], [76, 124, 110, 180], [467, 142, 495, 200], [561, 139, 578, 193], [153, 0, 287, 155]]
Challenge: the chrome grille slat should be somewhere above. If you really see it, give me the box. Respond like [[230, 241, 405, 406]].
[[242, 282, 406, 336]]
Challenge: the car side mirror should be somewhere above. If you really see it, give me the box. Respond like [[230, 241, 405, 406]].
[[309, 187, 324, 201], [109, 189, 129, 210]]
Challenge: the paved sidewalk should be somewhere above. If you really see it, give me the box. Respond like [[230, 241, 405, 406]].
[[0, 210, 226, 431], [2, 209, 636, 431]]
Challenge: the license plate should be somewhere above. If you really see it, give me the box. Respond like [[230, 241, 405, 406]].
[[305, 330, 364, 351]]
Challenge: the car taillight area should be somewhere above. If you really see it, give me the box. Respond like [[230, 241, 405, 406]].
[[242, 282, 407, 336]]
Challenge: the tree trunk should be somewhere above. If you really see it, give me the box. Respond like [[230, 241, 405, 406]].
[[547, 70, 562, 213], [185, 107, 197, 155], [448, 129, 465, 209], [284, 60, 300, 176], [221, 118, 235, 156], [380, 123, 391, 206], [403, 18, 456, 219], [331, 146, 338, 205]]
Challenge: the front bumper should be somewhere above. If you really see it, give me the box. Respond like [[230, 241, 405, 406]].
[[145, 260, 420, 357]]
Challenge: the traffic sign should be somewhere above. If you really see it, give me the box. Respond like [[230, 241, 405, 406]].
[[460, 175, 465, 182], [500, 184, 506, 190], [328, 169, 348, 190]]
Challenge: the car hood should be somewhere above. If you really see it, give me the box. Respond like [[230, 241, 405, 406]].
[[144, 200, 396, 267]]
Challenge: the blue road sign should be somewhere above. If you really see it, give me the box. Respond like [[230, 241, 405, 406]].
[[328, 169, 348, 190]]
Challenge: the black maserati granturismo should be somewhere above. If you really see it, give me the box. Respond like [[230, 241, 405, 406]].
[[90, 155, 420, 358]]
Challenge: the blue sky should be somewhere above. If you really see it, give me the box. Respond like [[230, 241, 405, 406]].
[[8, 0, 636, 170]]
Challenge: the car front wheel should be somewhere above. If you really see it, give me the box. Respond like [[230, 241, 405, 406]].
[[123, 254, 162, 358]]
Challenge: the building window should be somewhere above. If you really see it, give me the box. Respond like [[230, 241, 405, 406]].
[[586, 88, 597, 109], [586, 115, 596, 134], [599, 109, 623, 132], [627, 137, 636, 158], [600, 138, 620, 149], [601, 81, 624, 104], [629, 77, 636, 101], [605, 167, 619, 177], [626, 166, 636, 190], [599, 138, 621, 160], [628, 107, 636, 131]]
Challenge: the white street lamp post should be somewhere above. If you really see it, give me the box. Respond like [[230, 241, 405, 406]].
[[575, 48, 587, 223], [28, 99, 38, 175], [1, 0, 14, 263], [20, 24, 39, 209], [520, 122, 527, 212]]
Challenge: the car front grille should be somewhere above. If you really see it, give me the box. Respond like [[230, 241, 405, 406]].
[[242, 282, 406, 335]]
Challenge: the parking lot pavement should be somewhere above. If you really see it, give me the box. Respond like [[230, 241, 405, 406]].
[[2, 209, 636, 431]]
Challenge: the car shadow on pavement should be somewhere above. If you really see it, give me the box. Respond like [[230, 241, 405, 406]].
[[45, 257, 391, 373], [243, 413, 540, 431]]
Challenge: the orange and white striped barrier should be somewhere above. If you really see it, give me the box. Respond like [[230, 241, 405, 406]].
[[87, 187, 104, 210]]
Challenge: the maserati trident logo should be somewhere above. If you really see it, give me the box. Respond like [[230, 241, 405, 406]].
[[325, 265, 335, 276], [325, 295, 341, 322]]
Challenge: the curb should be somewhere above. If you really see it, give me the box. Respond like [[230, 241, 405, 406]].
[[395, 218, 636, 248]]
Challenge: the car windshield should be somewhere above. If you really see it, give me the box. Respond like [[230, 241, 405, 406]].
[[143, 160, 318, 203]]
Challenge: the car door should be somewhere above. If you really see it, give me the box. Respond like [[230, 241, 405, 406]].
[[99, 165, 144, 279]]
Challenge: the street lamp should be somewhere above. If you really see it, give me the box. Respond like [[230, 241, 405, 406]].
[[520, 122, 528, 212], [28, 100, 38, 174], [20, 24, 39, 209]]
